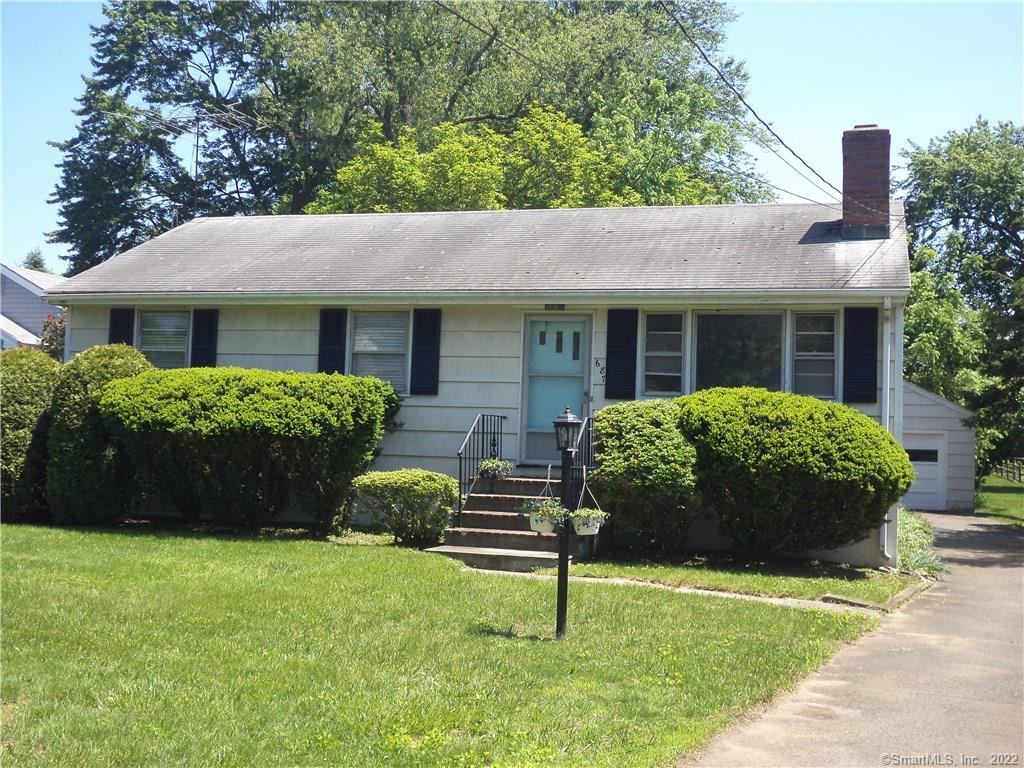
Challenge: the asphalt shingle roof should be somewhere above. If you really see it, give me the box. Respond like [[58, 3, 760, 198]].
[[49, 202, 910, 297]]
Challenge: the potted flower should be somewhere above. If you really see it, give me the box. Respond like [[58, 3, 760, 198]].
[[478, 458, 514, 480], [570, 507, 608, 536], [520, 498, 568, 534]]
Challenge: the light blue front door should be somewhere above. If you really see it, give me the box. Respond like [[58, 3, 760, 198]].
[[523, 317, 589, 463]]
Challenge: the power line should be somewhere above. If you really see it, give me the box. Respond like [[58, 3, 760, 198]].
[[434, 1, 565, 87], [706, 158, 842, 211], [656, 0, 894, 221], [656, 0, 845, 198]]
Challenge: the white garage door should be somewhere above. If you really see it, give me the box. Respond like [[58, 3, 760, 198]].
[[903, 432, 947, 511]]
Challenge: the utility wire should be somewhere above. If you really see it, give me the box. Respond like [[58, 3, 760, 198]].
[[436, 0, 847, 212], [434, 1, 565, 86], [656, 0, 844, 198], [706, 159, 842, 211], [656, 0, 894, 220]]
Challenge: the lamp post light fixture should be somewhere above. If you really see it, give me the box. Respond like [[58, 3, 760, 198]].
[[552, 406, 583, 639]]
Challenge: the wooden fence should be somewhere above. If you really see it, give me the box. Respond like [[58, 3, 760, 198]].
[[993, 458, 1024, 483]]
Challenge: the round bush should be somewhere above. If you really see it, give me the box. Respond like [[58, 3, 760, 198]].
[[47, 344, 153, 525], [352, 469, 458, 546], [98, 367, 400, 528], [0, 348, 61, 520], [590, 399, 698, 554], [677, 387, 915, 556]]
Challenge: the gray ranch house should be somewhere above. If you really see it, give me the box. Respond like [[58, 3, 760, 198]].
[[48, 125, 910, 567]]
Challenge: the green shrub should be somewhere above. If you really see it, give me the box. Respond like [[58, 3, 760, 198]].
[[590, 400, 699, 554], [678, 387, 915, 556], [898, 508, 948, 576], [47, 345, 154, 525], [98, 368, 400, 528], [352, 469, 458, 546], [0, 348, 61, 520]]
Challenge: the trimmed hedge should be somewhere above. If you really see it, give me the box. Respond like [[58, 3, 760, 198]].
[[0, 348, 61, 520], [591, 400, 698, 554], [352, 469, 458, 546], [47, 345, 154, 525], [678, 387, 914, 556], [98, 368, 400, 528]]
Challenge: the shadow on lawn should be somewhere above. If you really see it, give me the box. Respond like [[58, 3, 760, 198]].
[[8, 516, 327, 544], [593, 552, 878, 582], [469, 621, 556, 643]]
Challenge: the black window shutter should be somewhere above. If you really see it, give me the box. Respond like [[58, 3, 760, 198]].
[[190, 309, 219, 367], [843, 307, 878, 403], [108, 308, 135, 345], [318, 309, 347, 374], [410, 309, 442, 395], [605, 309, 638, 400]]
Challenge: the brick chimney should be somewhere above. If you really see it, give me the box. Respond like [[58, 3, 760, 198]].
[[842, 124, 891, 239]]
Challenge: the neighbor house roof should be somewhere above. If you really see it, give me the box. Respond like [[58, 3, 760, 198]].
[[0, 314, 41, 346], [48, 202, 910, 300], [3, 263, 66, 294]]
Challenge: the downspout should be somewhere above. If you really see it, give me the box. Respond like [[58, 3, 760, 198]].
[[880, 296, 893, 560]]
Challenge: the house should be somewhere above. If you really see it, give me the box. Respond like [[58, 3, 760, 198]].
[[47, 124, 910, 567], [902, 381, 976, 512], [1, 263, 64, 349]]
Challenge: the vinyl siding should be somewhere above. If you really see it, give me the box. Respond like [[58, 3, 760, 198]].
[[1, 275, 54, 336]]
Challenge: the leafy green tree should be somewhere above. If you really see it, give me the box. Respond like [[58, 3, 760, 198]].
[[901, 119, 1024, 464], [904, 258, 988, 403], [502, 106, 640, 209], [308, 106, 723, 214], [21, 249, 49, 272], [51, 0, 769, 274]]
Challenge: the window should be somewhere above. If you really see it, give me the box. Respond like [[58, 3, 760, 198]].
[[794, 313, 837, 399], [907, 449, 939, 463], [644, 313, 684, 394], [352, 311, 408, 393], [695, 314, 782, 390], [139, 311, 189, 368]]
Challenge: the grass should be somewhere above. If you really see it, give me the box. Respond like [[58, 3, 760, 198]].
[[542, 554, 916, 605], [975, 474, 1024, 527], [1, 524, 875, 768], [898, 509, 949, 576]]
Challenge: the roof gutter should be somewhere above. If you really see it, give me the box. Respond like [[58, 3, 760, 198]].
[[45, 287, 911, 306]]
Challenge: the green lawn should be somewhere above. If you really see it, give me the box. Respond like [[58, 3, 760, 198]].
[[544, 556, 917, 605], [976, 474, 1024, 526], [1, 525, 874, 768]]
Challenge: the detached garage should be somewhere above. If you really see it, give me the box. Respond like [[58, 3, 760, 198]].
[[902, 382, 976, 512]]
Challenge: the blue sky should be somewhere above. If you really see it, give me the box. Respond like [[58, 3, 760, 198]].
[[2, 1, 1022, 273]]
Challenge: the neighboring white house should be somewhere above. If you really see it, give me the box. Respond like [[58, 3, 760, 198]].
[[46, 125, 910, 567], [1, 263, 65, 349], [902, 381, 976, 512]]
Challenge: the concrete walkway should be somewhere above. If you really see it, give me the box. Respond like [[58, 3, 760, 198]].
[[684, 513, 1024, 768]]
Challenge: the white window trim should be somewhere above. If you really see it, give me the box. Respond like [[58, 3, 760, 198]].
[[136, 308, 192, 368], [641, 311, 686, 396], [347, 309, 412, 395], [792, 310, 842, 401]]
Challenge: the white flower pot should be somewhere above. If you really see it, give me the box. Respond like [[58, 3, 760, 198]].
[[530, 514, 555, 534], [573, 519, 601, 536]]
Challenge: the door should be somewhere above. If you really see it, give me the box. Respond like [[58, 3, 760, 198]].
[[902, 432, 947, 511], [522, 317, 590, 464]]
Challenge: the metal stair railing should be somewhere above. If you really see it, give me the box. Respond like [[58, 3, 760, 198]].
[[456, 413, 508, 525]]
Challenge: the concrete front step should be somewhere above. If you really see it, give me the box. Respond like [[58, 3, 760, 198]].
[[446, 526, 561, 552], [459, 510, 533, 531], [464, 493, 549, 513], [470, 477, 560, 496], [426, 545, 566, 572]]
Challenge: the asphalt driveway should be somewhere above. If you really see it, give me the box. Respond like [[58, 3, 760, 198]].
[[684, 512, 1024, 768]]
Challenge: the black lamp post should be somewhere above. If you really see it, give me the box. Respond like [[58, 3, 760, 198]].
[[552, 406, 582, 639]]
